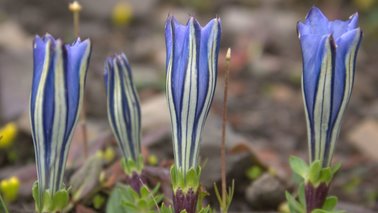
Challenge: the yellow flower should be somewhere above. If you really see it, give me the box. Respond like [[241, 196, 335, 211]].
[[147, 154, 158, 166], [0, 176, 20, 202], [0, 123, 17, 149], [103, 147, 116, 162], [112, 2, 133, 27]]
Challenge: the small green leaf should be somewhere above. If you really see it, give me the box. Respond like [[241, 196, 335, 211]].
[[170, 166, 177, 190], [106, 185, 127, 213], [160, 203, 173, 213], [151, 183, 160, 195], [213, 183, 222, 208], [289, 156, 309, 179], [136, 199, 148, 209], [308, 161, 321, 184], [298, 183, 306, 209], [178, 169, 185, 190], [122, 201, 138, 211], [92, 194, 105, 209], [140, 186, 149, 197], [52, 189, 69, 211], [285, 191, 304, 213], [42, 190, 53, 212], [331, 163, 341, 176], [0, 193, 9, 213], [245, 166, 263, 180], [32, 182, 41, 212], [186, 168, 199, 189], [198, 205, 212, 213], [322, 196, 338, 210], [318, 168, 332, 184]]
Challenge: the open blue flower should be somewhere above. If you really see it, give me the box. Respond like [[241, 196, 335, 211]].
[[104, 53, 141, 162], [165, 16, 221, 174], [30, 34, 91, 200], [298, 7, 362, 166]]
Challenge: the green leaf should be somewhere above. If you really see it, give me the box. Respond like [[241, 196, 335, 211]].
[[322, 196, 338, 211], [42, 190, 53, 212], [92, 194, 105, 209], [198, 205, 212, 213], [106, 185, 127, 213], [289, 156, 309, 179], [285, 191, 304, 213], [170, 166, 177, 190], [318, 168, 332, 184], [331, 163, 341, 176], [298, 183, 306, 209], [52, 189, 69, 211], [151, 183, 161, 195], [69, 155, 103, 201], [136, 199, 148, 209], [0, 193, 9, 213], [308, 161, 321, 184], [186, 168, 199, 189], [213, 183, 222, 208], [226, 180, 235, 206], [177, 169, 185, 190], [245, 166, 263, 180], [32, 182, 41, 212], [196, 188, 210, 212], [140, 186, 149, 197], [160, 203, 173, 213]]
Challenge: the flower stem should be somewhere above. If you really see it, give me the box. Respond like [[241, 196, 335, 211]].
[[305, 183, 329, 213], [69, 1, 81, 37], [173, 188, 198, 213], [220, 48, 231, 213], [127, 171, 147, 193]]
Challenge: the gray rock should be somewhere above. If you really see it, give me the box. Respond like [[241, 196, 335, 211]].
[[245, 174, 285, 210]]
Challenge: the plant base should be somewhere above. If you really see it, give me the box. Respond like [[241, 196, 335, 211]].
[[173, 188, 198, 213], [305, 183, 329, 213], [127, 171, 146, 192]]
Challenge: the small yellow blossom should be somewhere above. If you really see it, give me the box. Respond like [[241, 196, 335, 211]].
[[0, 176, 20, 202], [103, 147, 116, 162], [112, 2, 133, 27], [0, 123, 17, 149], [147, 154, 158, 166]]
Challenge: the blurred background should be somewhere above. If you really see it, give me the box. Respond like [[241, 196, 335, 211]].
[[0, 0, 377, 212]]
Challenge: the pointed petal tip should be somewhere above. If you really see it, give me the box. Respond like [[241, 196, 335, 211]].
[[165, 14, 174, 24], [350, 12, 359, 19], [348, 12, 359, 29], [305, 6, 328, 22]]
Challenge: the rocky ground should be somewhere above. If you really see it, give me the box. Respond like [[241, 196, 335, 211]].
[[0, 0, 377, 212]]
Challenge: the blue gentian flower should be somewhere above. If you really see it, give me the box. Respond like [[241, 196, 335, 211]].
[[30, 34, 91, 201], [165, 16, 221, 174], [298, 7, 362, 166], [104, 53, 141, 162]]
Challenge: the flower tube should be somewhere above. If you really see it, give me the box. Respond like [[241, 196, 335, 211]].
[[298, 7, 362, 167], [30, 34, 91, 212], [297, 7, 362, 211], [104, 53, 144, 191], [165, 16, 221, 213]]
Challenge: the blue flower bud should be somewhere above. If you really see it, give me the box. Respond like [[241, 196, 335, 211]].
[[165, 16, 221, 174], [298, 7, 362, 166], [30, 34, 91, 201]]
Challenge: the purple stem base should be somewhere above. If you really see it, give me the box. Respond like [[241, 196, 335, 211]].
[[305, 183, 329, 213], [127, 171, 147, 192], [173, 188, 198, 213]]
